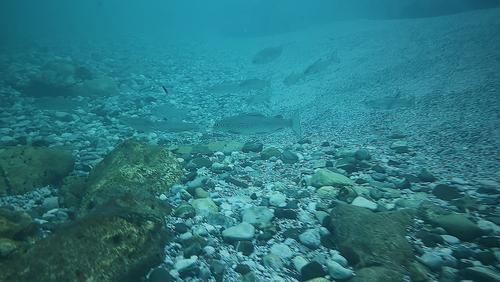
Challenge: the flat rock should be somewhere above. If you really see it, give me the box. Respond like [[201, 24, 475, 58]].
[[222, 222, 255, 241], [310, 169, 353, 188]]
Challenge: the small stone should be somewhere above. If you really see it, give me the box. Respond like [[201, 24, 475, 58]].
[[263, 253, 283, 270], [148, 267, 174, 282], [270, 243, 293, 259], [274, 208, 297, 219], [242, 206, 274, 228], [174, 256, 198, 273], [432, 184, 462, 201], [441, 235, 460, 245], [418, 169, 436, 182], [280, 150, 299, 164], [174, 204, 196, 218], [235, 241, 254, 256], [234, 264, 251, 275], [460, 266, 500, 282], [418, 251, 456, 270], [301, 261, 326, 281], [242, 142, 263, 153], [299, 229, 321, 249], [354, 148, 371, 161], [261, 147, 281, 160], [191, 198, 218, 216], [269, 192, 287, 207], [42, 196, 59, 210], [293, 256, 308, 272], [351, 196, 377, 210], [222, 222, 255, 241], [310, 169, 353, 188], [430, 213, 483, 241], [327, 260, 354, 280], [390, 141, 409, 153], [316, 186, 338, 199]]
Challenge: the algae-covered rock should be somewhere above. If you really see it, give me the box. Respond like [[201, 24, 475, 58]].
[[310, 169, 354, 188], [0, 208, 36, 240], [328, 203, 414, 275], [352, 266, 405, 282], [0, 194, 170, 282], [0, 146, 74, 195], [79, 139, 182, 216]]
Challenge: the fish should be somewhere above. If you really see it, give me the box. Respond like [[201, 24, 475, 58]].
[[120, 116, 199, 133], [252, 46, 283, 64], [214, 112, 301, 136], [161, 85, 169, 95]]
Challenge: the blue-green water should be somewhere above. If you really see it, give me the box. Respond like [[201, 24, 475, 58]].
[[0, 1, 499, 281]]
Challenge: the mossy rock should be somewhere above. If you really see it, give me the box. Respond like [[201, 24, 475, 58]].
[[79, 139, 181, 216], [0, 208, 36, 240], [352, 266, 405, 282], [328, 203, 414, 274], [0, 194, 170, 282], [260, 147, 282, 160], [0, 146, 74, 195]]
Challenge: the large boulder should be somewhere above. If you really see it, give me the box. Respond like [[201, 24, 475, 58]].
[[328, 203, 414, 277], [0, 194, 170, 282], [79, 139, 182, 216], [0, 146, 74, 195]]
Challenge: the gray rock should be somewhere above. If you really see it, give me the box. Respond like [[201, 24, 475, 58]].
[[270, 243, 293, 259], [310, 169, 353, 188], [191, 198, 218, 216], [327, 260, 354, 280], [222, 222, 255, 241], [418, 251, 456, 270], [351, 196, 378, 210], [460, 266, 500, 282], [390, 141, 409, 153], [42, 196, 59, 210], [299, 228, 321, 249], [242, 206, 274, 228]]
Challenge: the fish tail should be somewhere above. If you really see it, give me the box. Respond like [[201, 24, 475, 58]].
[[291, 111, 302, 138]]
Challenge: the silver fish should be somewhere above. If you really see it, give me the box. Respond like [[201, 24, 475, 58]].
[[214, 113, 301, 136]]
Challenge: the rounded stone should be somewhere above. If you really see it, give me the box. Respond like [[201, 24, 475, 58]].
[[222, 222, 255, 241]]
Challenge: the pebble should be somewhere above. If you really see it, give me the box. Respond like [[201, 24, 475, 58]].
[[174, 256, 198, 272], [299, 228, 321, 249], [269, 192, 287, 207]]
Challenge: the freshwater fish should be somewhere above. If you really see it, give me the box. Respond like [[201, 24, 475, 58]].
[[120, 116, 199, 133], [252, 46, 283, 64], [214, 112, 301, 136]]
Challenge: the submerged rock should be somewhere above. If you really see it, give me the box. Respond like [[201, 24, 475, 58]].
[[0, 146, 74, 195], [310, 169, 354, 188], [0, 194, 170, 281], [328, 203, 414, 277], [79, 139, 182, 216]]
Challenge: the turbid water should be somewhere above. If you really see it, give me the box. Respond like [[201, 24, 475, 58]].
[[0, 1, 499, 281]]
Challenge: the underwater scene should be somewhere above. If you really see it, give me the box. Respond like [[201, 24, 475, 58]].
[[0, 0, 499, 281]]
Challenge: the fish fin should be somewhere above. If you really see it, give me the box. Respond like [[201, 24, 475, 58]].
[[291, 111, 302, 138], [161, 86, 168, 95]]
